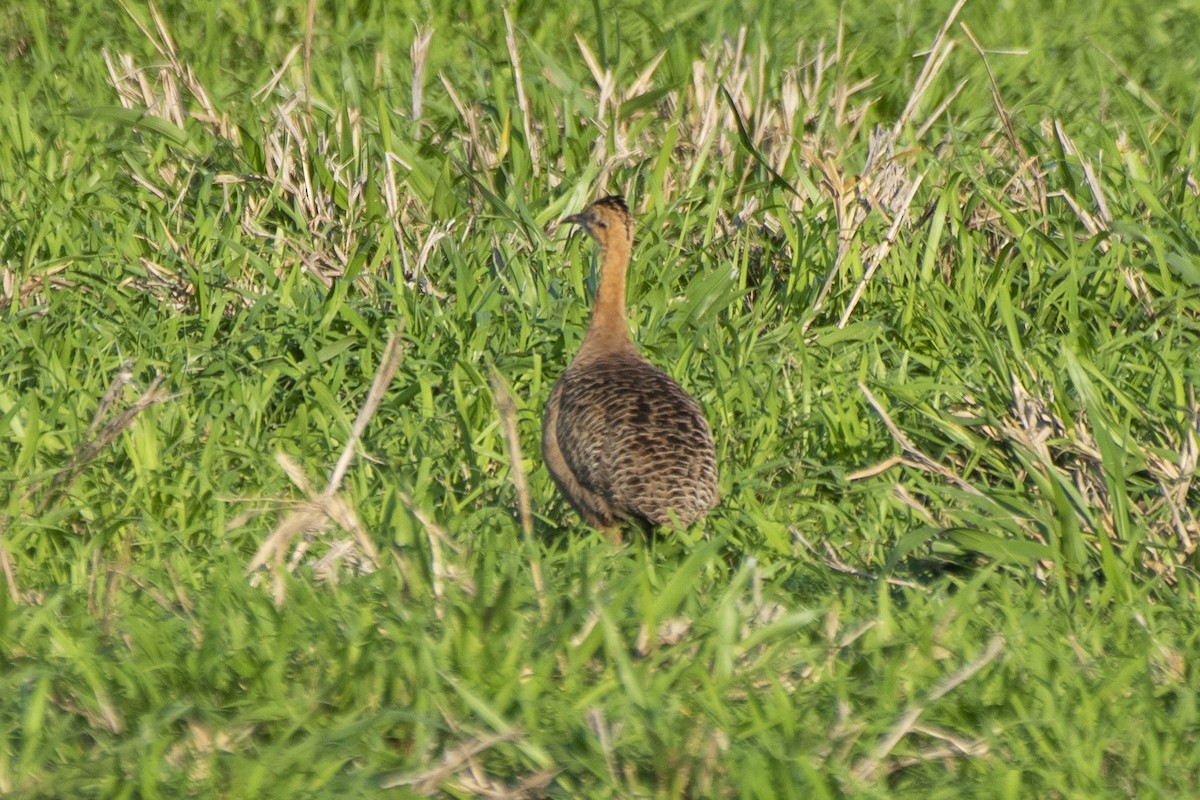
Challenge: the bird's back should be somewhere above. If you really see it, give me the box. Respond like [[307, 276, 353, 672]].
[[543, 349, 718, 530]]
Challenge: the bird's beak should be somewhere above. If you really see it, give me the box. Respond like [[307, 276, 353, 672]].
[[563, 212, 587, 227]]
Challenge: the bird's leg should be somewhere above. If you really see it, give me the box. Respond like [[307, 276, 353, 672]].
[[601, 526, 623, 545]]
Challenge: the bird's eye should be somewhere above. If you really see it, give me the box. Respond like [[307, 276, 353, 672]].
[[595, 220, 608, 229]]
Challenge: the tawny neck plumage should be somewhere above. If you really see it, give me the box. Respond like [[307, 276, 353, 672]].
[[557, 196, 636, 358], [580, 231, 633, 355]]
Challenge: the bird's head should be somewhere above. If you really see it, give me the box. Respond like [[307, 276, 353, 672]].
[[564, 195, 633, 246]]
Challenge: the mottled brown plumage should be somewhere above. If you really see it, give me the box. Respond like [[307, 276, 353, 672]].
[[542, 196, 718, 539]]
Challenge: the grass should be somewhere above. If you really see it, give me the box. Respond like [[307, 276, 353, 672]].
[[2, 0, 1199, 796]]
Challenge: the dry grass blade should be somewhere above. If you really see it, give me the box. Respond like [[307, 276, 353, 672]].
[[574, 34, 613, 117], [454, 768, 559, 799], [1155, 390, 1200, 558], [380, 729, 523, 791], [1055, 121, 1112, 228], [1, 262, 74, 313], [837, 170, 927, 328], [488, 368, 534, 537], [586, 707, 620, 787], [628, 50, 667, 97], [0, 543, 18, 604], [245, 328, 405, 603], [793, 528, 924, 590], [915, 78, 969, 140], [439, 73, 490, 172], [846, 455, 905, 481], [488, 366, 546, 615], [852, 636, 1004, 781], [252, 44, 301, 101], [86, 361, 136, 439], [804, 157, 859, 331], [802, 0, 952, 334], [858, 381, 984, 498], [504, 10, 540, 176], [884, 735, 990, 774], [327, 327, 406, 493], [962, 22, 1051, 232], [895, 0, 966, 136], [411, 26, 434, 123], [303, 0, 316, 114], [285, 485, 377, 577], [397, 489, 462, 618], [892, 483, 939, 527], [118, 0, 231, 138]]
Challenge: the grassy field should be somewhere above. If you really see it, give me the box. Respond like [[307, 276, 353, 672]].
[[2, 0, 1200, 796]]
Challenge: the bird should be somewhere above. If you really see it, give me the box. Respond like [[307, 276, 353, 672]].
[[542, 195, 719, 542]]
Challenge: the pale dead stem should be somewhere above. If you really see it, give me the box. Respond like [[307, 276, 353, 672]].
[[380, 732, 521, 790], [242, 329, 417, 607], [302, 0, 317, 116], [1048, 119, 1156, 316], [103, 1, 441, 306], [114, 0, 234, 140], [238, 99, 372, 290], [1, 522, 20, 605], [381, 727, 556, 797], [768, 598, 998, 785], [804, 0, 967, 334], [164, 721, 256, 783], [387, 169, 453, 301], [860, 370, 1200, 582], [851, 636, 1004, 782], [410, 26, 434, 122], [877, 724, 992, 776], [504, 10, 541, 178], [44, 374, 173, 512], [836, 171, 927, 329], [0, 262, 74, 313], [253, 44, 302, 102], [1151, 387, 1200, 562], [439, 72, 489, 171], [856, 381, 986, 501], [959, 23, 1025, 165], [450, 768, 558, 799], [988, 376, 1199, 580], [572, 35, 668, 190], [792, 527, 925, 591], [955, 19, 1046, 243], [585, 707, 621, 788], [488, 367, 547, 617]]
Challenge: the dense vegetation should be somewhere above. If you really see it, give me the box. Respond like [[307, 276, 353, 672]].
[[2, 0, 1199, 796]]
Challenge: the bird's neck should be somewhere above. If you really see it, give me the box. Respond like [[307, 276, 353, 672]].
[[581, 236, 633, 353]]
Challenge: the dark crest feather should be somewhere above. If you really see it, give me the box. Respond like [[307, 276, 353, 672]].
[[594, 195, 628, 213]]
